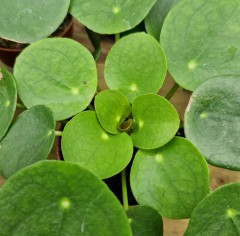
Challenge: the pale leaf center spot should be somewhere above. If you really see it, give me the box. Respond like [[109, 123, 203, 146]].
[[200, 112, 208, 119], [188, 60, 197, 70], [112, 6, 121, 14], [101, 133, 109, 140], [71, 88, 79, 95], [5, 100, 10, 107], [138, 120, 144, 128], [0, 72, 3, 80], [155, 154, 164, 163], [60, 197, 71, 209], [116, 116, 121, 122], [226, 208, 237, 218], [130, 84, 138, 92]]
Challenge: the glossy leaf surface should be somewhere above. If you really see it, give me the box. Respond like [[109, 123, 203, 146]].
[[61, 111, 133, 179], [185, 76, 240, 170], [0, 161, 132, 236], [105, 33, 167, 103], [127, 205, 163, 236], [130, 137, 209, 219], [0, 0, 70, 43], [161, 0, 240, 91], [0, 105, 55, 179], [0, 68, 17, 141], [14, 38, 97, 121], [185, 183, 240, 236], [131, 94, 179, 149], [95, 90, 131, 134], [70, 0, 156, 34]]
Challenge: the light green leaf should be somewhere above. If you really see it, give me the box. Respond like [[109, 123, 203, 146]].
[[130, 137, 209, 219], [70, 0, 156, 34], [145, 0, 180, 39], [105, 33, 167, 103], [0, 0, 70, 43], [61, 111, 133, 179], [160, 0, 240, 91], [131, 94, 179, 149], [0, 161, 132, 236], [185, 76, 240, 170], [127, 205, 163, 236], [95, 90, 132, 134], [0, 105, 55, 179], [13, 38, 97, 121], [185, 183, 240, 236], [0, 68, 17, 141]]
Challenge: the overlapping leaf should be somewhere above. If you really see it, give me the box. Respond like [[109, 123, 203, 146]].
[[185, 76, 240, 170], [0, 105, 55, 178], [0, 0, 70, 43], [14, 38, 97, 121], [0, 161, 132, 236], [130, 137, 209, 219], [105, 33, 167, 103], [161, 0, 240, 91], [61, 111, 133, 179], [0, 68, 17, 141]]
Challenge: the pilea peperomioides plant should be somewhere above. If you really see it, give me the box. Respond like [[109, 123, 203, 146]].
[[0, 0, 240, 235]]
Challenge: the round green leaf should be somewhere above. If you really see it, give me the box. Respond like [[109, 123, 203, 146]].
[[0, 161, 132, 236], [185, 183, 240, 236], [185, 76, 240, 170], [95, 90, 131, 134], [160, 0, 240, 91], [105, 33, 167, 103], [0, 0, 70, 43], [0, 105, 55, 179], [145, 0, 180, 39], [0, 68, 17, 141], [13, 38, 97, 121], [70, 0, 156, 34], [61, 111, 133, 179], [131, 94, 179, 149], [130, 137, 209, 219], [126, 205, 163, 236]]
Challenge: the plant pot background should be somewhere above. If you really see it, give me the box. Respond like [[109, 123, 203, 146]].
[[1, 18, 240, 236], [0, 14, 73, 68]]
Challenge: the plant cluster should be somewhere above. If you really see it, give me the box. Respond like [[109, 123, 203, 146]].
[[0, 0, 240, 235]]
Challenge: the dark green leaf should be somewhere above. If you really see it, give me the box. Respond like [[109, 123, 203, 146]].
[[161, 0, 240, 91], [61, 111, 133, 179], [127, 205, 163, 236], [131, 94, 179, 149], [185, 183, 240, 236], [0, 0, 70, 43], [14, 38, 97, 121], [0, 161, 132, 236], [0, 68, 17, 141], [95, 90, 132, 134], [185, 76, 240, 170], [105, 33, 167, 103], [0, 105, 55, 178], [70, 0, 156, 34], [145, 0, 180, 39], [130, 137, 209, 219]]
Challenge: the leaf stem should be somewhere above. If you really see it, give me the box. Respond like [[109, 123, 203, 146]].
[[121, 168, 129, 210], [88, 104, 95, 111], [115, 33, 120, 42], [55, 131, 63, 136], [16, 103, 26, 109], [165, 83, 180, 100]]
